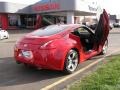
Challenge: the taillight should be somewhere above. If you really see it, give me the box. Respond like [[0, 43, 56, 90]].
[[41, 40, 53, 48], [40, 40, 56, 49]]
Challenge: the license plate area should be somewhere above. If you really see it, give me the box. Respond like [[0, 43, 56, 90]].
[[21, 50, 33, 59]]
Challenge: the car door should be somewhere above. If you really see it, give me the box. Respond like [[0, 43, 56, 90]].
[[94, 9, 109, 47]]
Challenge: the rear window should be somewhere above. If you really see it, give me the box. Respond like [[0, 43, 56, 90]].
[[31, 25, 69, 36]]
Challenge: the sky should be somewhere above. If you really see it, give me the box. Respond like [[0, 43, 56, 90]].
[[0, 0, 39, 5], [101, 0, 120, 14], [0, 0, 119, 15]]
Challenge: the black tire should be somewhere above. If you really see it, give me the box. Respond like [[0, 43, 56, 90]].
[[64, 49, 79, 74], [100, 40, 108, 55], [5, 36, 9, 39]]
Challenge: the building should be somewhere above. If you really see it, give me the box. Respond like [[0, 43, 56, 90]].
[[0, 0, 100, 30]]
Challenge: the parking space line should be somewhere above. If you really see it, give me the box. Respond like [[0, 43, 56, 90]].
[[41, 50, 120, 90]]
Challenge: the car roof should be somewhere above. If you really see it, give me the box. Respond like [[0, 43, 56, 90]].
[[54, 24, 83, 27], [57, 24, 94, 32], [47, 24, 86, 30]]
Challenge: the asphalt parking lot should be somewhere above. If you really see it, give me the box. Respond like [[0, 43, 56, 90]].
[[0, 28, 120, 90]]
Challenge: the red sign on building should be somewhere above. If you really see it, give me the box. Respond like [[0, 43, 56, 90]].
[[32, 3, 60, 11]]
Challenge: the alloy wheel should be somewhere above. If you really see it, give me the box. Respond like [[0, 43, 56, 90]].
[[64, 49, 79, 74]]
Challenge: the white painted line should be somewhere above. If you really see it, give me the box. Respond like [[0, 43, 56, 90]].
[[41, 50, 120, 90]]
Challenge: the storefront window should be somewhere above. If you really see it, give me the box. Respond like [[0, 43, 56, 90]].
[[42, 15, 55, 26], [8, 15, 18, 26], [42, 15, 66, 26], [20, 14, 36, 28], [27, 15, 36, 27]]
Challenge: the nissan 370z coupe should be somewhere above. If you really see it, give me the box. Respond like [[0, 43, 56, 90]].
[[14, 10, 109, 74]]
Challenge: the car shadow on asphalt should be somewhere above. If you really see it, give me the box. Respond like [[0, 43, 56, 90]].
[[0, 57, 67, 87]]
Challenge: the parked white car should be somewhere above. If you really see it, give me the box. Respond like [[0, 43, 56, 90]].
[[0, 29, 9, 40]]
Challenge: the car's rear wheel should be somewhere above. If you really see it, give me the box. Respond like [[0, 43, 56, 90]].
[[64, 49, 79, 74], [100, 40, 108, 55]]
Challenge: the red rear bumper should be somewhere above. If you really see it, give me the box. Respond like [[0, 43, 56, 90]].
[[14, 44, 65, 70]]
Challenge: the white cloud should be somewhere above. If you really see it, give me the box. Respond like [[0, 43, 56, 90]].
[[101, 0, 120, 14], [0, 0, 39, 5]]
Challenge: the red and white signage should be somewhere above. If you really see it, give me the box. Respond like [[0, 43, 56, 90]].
[[32, 3, 60, 11]]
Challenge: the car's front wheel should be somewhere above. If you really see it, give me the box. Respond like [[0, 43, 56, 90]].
[[5, 35, 9, 39], [64, 49, 79, 74]]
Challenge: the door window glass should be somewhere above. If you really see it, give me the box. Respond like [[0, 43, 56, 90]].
[[77, 27, 89, 33]]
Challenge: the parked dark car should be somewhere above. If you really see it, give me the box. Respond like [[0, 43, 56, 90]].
[[113, 22, 120, 27]]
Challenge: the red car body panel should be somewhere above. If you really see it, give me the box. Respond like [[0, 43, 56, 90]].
[[14, 10, 109, 71]]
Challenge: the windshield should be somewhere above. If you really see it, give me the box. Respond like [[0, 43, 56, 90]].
[[31, 25, 69, 36]]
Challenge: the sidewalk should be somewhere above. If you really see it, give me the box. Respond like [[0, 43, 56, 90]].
[[7, 29, 33, 35]]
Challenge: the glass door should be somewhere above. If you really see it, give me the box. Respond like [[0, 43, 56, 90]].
[[26, 15, 36, 29]]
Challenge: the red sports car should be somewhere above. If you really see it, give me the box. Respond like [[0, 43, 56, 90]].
[[14, 10, 109, 74]]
